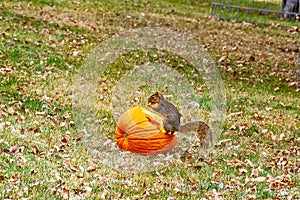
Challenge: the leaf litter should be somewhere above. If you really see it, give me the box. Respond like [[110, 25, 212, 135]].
[[0, 0, 299, 199]]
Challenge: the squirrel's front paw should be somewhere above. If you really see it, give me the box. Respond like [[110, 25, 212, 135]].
[[160, 127, 167, 134], [164, 130, 176, 135]]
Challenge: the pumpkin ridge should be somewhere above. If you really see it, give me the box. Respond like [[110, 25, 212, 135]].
[[127, 137, 176, 148], [125, 117, 151, 133], [127, 142, 170, 152], [127, 135, 174, 141]]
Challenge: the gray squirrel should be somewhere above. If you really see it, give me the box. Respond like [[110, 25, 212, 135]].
[[147, 92, 213, 148]]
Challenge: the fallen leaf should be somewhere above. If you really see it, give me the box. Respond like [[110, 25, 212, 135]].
[[251, 176, 266, 182], [6, 107, 15, 115], [61, 138, 68, 144], [87, 166, 96, 173]]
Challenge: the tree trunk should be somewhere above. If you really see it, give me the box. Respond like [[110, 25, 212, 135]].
[[282, 0, 299, 20]]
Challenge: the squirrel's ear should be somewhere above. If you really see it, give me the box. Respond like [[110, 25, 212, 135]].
[[155, 91, 160, 97]]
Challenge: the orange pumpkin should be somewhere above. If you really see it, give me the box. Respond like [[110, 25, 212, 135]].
[[116, 106, 177, 155]]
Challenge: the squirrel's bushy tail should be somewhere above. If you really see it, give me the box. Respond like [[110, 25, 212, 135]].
[[179, 121, 213, 148]]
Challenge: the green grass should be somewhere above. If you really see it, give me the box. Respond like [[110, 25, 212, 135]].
[[0, 0, 299, 199], [211, 0, 300, 27]]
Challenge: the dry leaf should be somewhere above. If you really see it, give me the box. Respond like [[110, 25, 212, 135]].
[[87, 166, 96, 173], [6, 107, 15, 115], [251, 176, 266, 182]]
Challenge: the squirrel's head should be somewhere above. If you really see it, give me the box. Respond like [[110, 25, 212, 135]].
[[147, 92, 161, 108]]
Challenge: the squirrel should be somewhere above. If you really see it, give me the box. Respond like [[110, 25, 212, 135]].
[[147, 92, 213, 148]]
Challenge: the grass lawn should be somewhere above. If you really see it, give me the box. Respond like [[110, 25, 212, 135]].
[[0, 0, 299, 199], [211, 0, 300, 27]]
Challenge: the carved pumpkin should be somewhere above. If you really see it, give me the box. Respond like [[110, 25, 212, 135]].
[[116, 106, 177, 155]]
